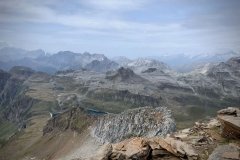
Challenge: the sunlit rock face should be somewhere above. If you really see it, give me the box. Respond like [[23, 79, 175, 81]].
[[91, 106, 176, 144]]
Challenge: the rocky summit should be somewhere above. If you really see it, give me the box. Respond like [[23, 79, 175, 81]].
[[91, 106, 176, 143], [89, 107, 240, 160]]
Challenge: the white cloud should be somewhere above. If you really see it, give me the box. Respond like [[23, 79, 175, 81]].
[[81, 0, 148, 11], [0, 0, 239, 56], [0, 0, 179, 35]]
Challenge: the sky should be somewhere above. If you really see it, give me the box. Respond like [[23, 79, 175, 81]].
[[0, 0, 240, 58]]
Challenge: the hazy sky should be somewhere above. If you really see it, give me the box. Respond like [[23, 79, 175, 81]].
[[0, 0, 240, 58]]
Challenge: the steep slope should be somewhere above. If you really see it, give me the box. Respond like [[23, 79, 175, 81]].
[[0, 66, 59, 151], [8, 106, 175, 160], [206, 56, 240, 97], [92, 106, 175, 143], [0, 66, 36, 123], [0, 67, 37, 148]]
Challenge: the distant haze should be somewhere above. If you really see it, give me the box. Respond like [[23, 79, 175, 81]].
[[0, 0, 240, 58]]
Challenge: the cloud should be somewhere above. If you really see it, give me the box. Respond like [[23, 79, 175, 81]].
[[81, 0, 148, 11], [0, 0, 239, 56], [0, 0, 179, 34]]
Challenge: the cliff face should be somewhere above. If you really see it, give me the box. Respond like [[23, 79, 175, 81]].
[[207, 56, 240, 97], [43, 107, 95, 135], [87, 89, 162, 108], [91, 106, 176, 144], [0, 70, 10, 91], [0, 67, 37, 123]]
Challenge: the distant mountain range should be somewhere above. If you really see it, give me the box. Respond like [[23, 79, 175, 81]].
[[0, 47, 118, 73], [0, 46, 239, 74], [150, 51, 240, 72]]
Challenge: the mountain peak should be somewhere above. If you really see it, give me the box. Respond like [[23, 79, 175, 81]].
[[106, 67, 147, 83]]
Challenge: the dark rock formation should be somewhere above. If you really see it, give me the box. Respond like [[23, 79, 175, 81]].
[[142, 68, 157, 73], [106, 67, 148, 83], [0, 69, 10, 91], [87, 89, 162, 107], [43, 107, 95, 135]]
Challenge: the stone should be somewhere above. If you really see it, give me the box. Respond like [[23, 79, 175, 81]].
[[197, 136, 208, 144], [222, 151, 240, 159], [174, 128, 192, 140], [174, 133, 188, 139], [110, 137, 151, 159], [218, 107, 240, 117], [218, 115, 240, 139], [208, 144, 240, 160], [90, 144, 112, 160], [148, 138, 162, 150], [188, 135, 209, 145], [152, 149, 172, 157], [206, 118, 221, 128], [154, 137, 198, 159], [182, 128, 191, 134], [155, 138, 176, 156], [164, 137, 198, 158]]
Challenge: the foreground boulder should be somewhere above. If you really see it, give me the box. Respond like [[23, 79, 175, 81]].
[[91, 106, 176, 143], [218, 107, 240, 116], [217, 107, 240, 139], [90, 137, 198, 160], [156, 137, 198, 159], [208, 144, 240, 160], [110, 137, 151, 160]]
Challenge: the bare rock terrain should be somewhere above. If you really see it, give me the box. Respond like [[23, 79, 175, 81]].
[[91, 106, 176, 143]]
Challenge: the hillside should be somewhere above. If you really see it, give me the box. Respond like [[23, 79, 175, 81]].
[[0, 57, 239, 159]]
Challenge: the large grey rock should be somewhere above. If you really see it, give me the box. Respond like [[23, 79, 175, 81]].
[[91, 106, 176, 143], [208, 144, 240, 160], [217, 107, 240, 139], [218, 107, 240, 116]]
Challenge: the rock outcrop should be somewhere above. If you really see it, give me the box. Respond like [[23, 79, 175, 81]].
[[207, 56, 240, 97], [141, 67, 157, 73], [0, 66, 37, 123], [87, 89, 162, 107], [89, 107, 240, 160], [208, 144, 240, 160], [0, 69, 10, 91], [217, 107, 240, 139], [91, 136, 198, 160], [43, 107, 95, 135], [91, 106, 176, 143]]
